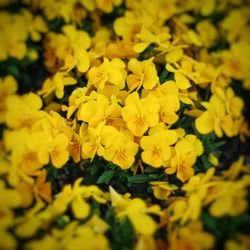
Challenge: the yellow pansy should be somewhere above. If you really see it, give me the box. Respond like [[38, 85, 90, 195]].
[[0, 12, 28, 60], [196, 20, 218, 48], [153, 81, 180, 125], [121, 92, 160, 137], [25, 128, 69, 169], [168, 221, 215, 250], [195, 87, 243, 137], [220, 42, 250, 81], [140, 125, 178, 168], [102, 129, 138, 169], [5, 93, 45, 129], [106, 40, 138, 60], [165, 48, 184, 63], [114, 11, 150, 41], [21, 9, 48, 42], [14, 200, 51, 238], [62, 87, 89, 119], [220, 8, 249, 43], [150, 181, 178, 200], [43, 24, 91, 72], [46, 133, 70, 168], [38, 71, 77, 99], [221, 156, 245, 180], [77, 93, 122, 128], [88, 57, 127, 90], [53, 178, 107, 219], [165, 135, 203, 182], [134, 25, 171, 53], [61, 24, 91, 73], [208, 180, 249, 217], [81, 123, 109, 160], [110, 186, 162, 235], [127, 57, 159, 91]]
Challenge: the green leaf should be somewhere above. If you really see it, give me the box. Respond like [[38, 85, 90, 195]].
[[159, 69, 169, 83], [127, 174, 149, 184], [97, 169, 115, 184], [90, 163, 98, 176]]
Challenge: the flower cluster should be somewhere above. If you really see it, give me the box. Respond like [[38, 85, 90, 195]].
[[0, 0, 250, 249]]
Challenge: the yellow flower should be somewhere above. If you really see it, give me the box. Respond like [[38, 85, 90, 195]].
[[61, 24, 91, 73], [38, 71, 77, 99], [102, 128, 138, 169], [168, 193, 203, 224], [134, 26, 171, 53], [221, 8, 249, 43], [77, 93, 122, 128], [88, 57, 127, 90], [53, 178, 107, 219], [106, 40, 138, 60], [26, 129, 69, 169], [220, 42, 250, 81], [168, 221, 215, 250], [81, 123, 110, 160], [150, 181, 178, 200], [47, 133, 70, 168], [0, 12, 28, 60], [165, 135, 203, 182], [0, 75, 18, 123], [140, 124, 178, 168], [153, 81, 180, 125], [196, 20, 218, 48], [62, 87, 89, 119], [127, 57, 159, 91], [14, 200, 50, 238], [5, 93, 45, 129], [21, 9, 48, 42], [224, 87, 244, 119], [195, 87, 243, 137], [208, 180, 248, 217], [43, 24, 91, 72], [114, 11, 150, 41], [110, 186, 162, 235], [221, 156, 245, 180], [121, 92, 160, 137]]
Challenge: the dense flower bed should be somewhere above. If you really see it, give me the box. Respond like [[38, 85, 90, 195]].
[[0, 0, 250, 249]]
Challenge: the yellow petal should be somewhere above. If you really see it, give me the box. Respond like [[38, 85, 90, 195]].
[[175, 72, 191, 89], [128, 211, 156, 235], [75, 48, 90, 73], [195, 111, 214, 134], [133, 42, 150, 53], [165, 48, 183, 63], [71, 195, 90, 219]]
